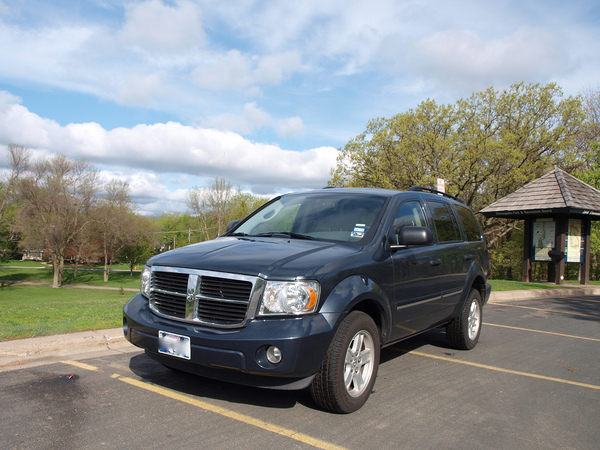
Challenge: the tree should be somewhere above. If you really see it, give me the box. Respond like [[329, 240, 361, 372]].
[[118, 214, 160, 275], [155, 212, 204, 249], [0, 144, 30, 261], [187, 177, 234, 239], [16, 154, 99, 288], [187, 178, 269, 241], [93, 179, 135, 282], [331, 83, 585, 213], [575, 85, 600, 279]]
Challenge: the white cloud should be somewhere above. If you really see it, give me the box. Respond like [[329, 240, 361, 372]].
[[205, 102, 306, 138], [192, 50, 302, 91], [414, 27, 571, 91], [117, 72, 165, 106], [0, 91, 338, 214], [276, 116, 305, 139], [119, 0, 206, 54]]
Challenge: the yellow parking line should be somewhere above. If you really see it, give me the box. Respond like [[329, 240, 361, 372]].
[[484, 322, 600, 342], [568, 296, 600, 304], [496, 304, 600, 318], [395, 350, 600, 391], [113, 374, 347, 450], [61, 360, 99, 371]]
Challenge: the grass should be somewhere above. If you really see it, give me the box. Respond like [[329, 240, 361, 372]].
[[489, 279, 560, 291], [0, 266, 140, 289], [0, 284, 131, 341], [0, 260, 47, 267], [489, 279, 599, 291]]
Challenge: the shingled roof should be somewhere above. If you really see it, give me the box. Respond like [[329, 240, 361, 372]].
[[481, 168, 600, 219]]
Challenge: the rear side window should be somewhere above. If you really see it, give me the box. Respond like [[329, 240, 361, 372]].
[[429, 201, 461, 243], [454, 205, 483, 242]]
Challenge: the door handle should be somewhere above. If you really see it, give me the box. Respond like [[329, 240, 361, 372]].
[[463, 254, 474, 261], [429, 258, 442, 266]]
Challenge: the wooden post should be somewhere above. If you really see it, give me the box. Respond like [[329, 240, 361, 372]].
[[581, 217, 591, 285], [522, 218, 531, 283], [555, 215, 567, 285]]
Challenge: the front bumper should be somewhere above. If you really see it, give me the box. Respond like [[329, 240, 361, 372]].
[[123, 294, 339, 389]]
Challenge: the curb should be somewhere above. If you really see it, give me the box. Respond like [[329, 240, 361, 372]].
[[0, 327, 138, 372], [489, 287, 600, 302]]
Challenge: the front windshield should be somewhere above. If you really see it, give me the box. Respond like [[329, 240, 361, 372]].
[[231, 192, 387, 243]]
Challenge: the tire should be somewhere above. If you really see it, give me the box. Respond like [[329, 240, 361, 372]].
[[310, 311, 380, 413], [446, 289, 482, 350]]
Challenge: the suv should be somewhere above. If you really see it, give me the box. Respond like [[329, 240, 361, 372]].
[[123, 187, 491, 413]]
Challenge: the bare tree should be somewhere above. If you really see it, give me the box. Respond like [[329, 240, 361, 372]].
[[93, 179, 135, 282], [16, 154, 99, 287], [187, 177, 234, 239]]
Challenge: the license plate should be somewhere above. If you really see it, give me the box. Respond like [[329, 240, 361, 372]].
[[158, 331, 191, 360]]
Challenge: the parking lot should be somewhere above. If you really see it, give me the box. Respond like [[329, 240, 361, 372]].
[[1, 293, 599, 449]]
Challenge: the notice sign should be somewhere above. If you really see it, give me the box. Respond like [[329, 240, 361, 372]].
[[566, 219, 582, 263], [533, 218, 555, 262], [437, 178, 445, 193]]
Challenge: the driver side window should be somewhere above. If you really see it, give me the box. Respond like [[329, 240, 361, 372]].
[[392, 201, 427, 244]]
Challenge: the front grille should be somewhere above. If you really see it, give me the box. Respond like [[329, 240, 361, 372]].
[[154, 271, 188, 293], [150, 269, 256, 327], [200, 276, 253, 300]]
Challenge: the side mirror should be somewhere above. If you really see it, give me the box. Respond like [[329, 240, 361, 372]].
[[390, 226, 433, 251], [226, 220, 241, 233]]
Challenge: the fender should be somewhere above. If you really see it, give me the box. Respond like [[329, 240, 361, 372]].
[[319, 274, 393, 343], [454, 261, 488, 316]]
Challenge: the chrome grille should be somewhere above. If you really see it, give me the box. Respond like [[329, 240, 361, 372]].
[[149, 269, 257, 327]]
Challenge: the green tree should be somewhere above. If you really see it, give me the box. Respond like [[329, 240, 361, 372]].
[[0, 144, 30, 261], [118, 214, 160, 275], [155, 212, 203, 249], [331, 82, 585, 213]]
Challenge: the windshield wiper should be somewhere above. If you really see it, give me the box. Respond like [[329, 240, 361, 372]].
[[255, 232, 317, 240]]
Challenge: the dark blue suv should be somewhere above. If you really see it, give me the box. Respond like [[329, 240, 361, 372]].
[[123, 187, 491, 413]]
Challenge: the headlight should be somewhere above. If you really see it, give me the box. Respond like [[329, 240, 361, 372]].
[[140, 265, 152, 298], [259, 281, 320, 316]]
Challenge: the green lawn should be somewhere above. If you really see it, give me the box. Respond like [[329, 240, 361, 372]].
[[0, 266, 140, 289], [0, 284, 132, 341], [489, 279, 599, 291]]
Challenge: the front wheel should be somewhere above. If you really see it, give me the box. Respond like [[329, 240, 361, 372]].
[[310, 311, 380, 413], [446, 289, 482, 350]]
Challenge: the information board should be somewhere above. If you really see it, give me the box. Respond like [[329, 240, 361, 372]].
[[532, 218, 555, 262]]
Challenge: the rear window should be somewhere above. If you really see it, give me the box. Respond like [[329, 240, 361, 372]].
[[454, 205, 483, 242], [429, 201, 461, 243]]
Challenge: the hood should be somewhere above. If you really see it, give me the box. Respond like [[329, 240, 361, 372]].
[[148, 236, 361, 279]]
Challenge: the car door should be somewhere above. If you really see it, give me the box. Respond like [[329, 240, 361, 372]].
[[390, 199, 445, 340], [426, 200, 465, 318]]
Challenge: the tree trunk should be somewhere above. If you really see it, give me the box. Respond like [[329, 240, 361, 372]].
[[51, 254, 62, 288], [103, 239, 109, 282], [104, 257, 109, 282]]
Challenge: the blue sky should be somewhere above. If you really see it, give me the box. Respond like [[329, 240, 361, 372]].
[[1, 0, 599, 215]]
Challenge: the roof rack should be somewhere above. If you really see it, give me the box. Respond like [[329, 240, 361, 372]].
[[408, 186, 464, 203]]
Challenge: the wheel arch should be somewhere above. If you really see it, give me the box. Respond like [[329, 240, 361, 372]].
[[319, 274, 393, 345]]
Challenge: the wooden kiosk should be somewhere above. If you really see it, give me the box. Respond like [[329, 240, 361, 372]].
[[481, 169, 600, 285]]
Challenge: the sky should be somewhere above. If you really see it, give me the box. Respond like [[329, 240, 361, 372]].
[[0, 0, 599, 215]]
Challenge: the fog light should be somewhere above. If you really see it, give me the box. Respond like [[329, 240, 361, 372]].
[[266, 346, 282, 364]]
